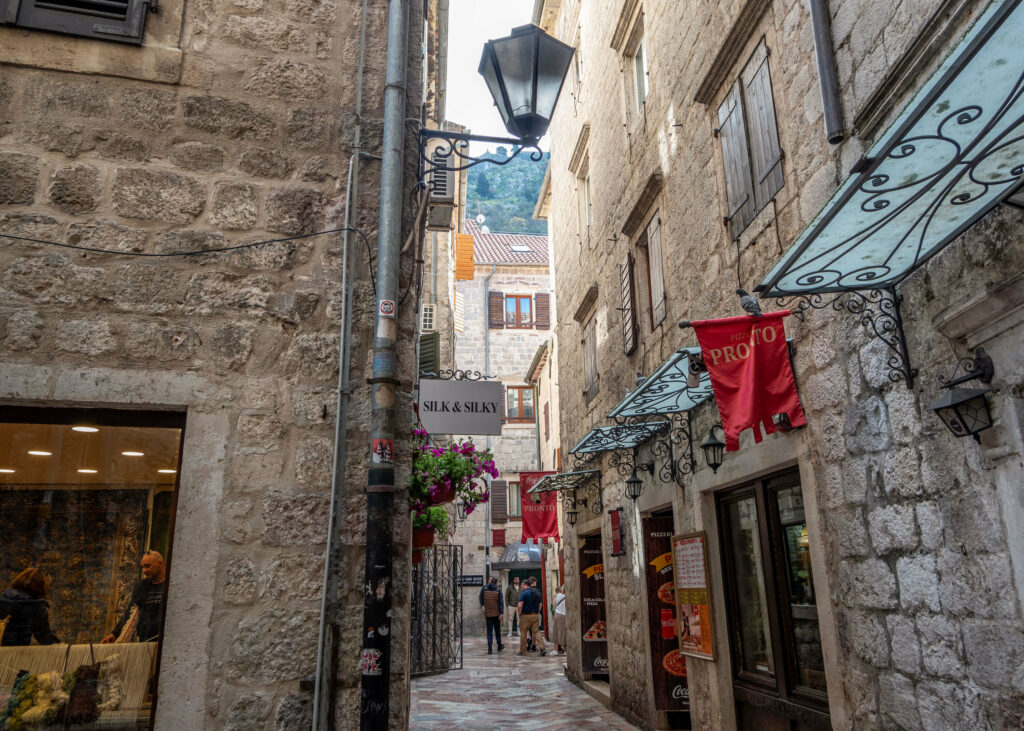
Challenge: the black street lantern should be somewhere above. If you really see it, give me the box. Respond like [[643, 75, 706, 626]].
[[928, 387, 993, 442], [625, 468, 643, 501], [566, 508, 579, 526], [700, 424, 726, 474], [456, 499, 470, 522], [479, 24, 576, 143], [928, 348, 996, 443]]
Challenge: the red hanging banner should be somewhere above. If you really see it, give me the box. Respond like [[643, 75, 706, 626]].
[[519, 471, 559, 543], [689, 311, 805, 451]]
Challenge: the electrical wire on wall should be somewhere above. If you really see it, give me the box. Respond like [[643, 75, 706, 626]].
[[0, 226, 378, 295]]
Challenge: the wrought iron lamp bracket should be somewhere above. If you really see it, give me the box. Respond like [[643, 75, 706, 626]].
[[938, 347, 995, 388], [570, 450, 600, 471], [775, 286, 917, 389], [418, 129, 544, 175]]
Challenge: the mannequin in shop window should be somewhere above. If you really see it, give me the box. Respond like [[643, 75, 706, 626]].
[[102, 551, 167, 644]]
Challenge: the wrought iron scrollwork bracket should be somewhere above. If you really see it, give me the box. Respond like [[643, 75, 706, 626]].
[[775, 286, 917, 389], [419, 369, 492, 381], [556, 478, 603, 516], [419, 129, 544, 174]]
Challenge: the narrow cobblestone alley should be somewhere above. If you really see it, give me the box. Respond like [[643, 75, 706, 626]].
[[410, 636, 640, 730]]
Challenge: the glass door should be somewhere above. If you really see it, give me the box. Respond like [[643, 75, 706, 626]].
[[717, 470, 830, 729]]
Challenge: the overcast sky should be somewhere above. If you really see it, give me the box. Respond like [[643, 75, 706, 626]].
[[446, 0, 538, 153]]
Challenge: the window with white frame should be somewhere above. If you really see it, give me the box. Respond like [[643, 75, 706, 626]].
[[633, 36, 649, 112], [508, 481, 522, 518], [637, 212, 666, 328]]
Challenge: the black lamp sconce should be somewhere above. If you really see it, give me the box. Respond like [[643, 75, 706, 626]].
[[927, 348, 996, 442], [624, 459, 654, 501], [700, 424, 726, 474]]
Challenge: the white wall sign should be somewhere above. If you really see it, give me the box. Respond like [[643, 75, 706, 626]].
[[419, 379, 503, 435]]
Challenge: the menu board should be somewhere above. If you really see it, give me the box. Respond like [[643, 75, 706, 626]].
[[643, 516, 690, 712], [672, 532, 715, 660], [578, 532, 608, 674]]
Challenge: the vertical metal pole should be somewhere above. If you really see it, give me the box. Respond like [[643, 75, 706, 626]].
[[360, 0, 408, 727]]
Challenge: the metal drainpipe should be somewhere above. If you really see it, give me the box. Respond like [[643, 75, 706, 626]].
[[483, 264, 496, 580], [360, 0, 408, 726], [808, 0, 846, 144], [313, 0, 370, 725]]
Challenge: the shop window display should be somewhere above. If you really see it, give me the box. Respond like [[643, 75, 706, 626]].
[[0, 409, 183, 729]]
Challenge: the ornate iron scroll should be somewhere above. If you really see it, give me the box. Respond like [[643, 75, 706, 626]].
[[419, 369, 492, 381], [776, 286, 916, 388], [419, 129, 544, 174]]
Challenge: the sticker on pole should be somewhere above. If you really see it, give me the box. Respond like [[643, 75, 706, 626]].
[[372, 439, 394, 464], [360, 648, 383, 676], [379, 300, 396, 316]]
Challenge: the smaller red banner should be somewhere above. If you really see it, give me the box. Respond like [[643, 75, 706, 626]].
[[690, 311, 806, 451], [519, 471, 558, 543]]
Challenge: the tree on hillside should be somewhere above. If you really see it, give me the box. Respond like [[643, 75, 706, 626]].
[[475, 174, 492, 198]]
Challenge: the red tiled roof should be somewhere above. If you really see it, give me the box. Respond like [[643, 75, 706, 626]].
[[464, 219, 548, 265]]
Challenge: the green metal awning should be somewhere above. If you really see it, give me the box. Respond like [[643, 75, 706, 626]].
[[527, 469, 601, 493], [758, 0, 1024, 297], [569, 422, 668, 454], [607, 346, 714, 419]]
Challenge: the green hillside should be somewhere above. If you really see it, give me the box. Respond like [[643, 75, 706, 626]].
[[465, 147, 549, 234]]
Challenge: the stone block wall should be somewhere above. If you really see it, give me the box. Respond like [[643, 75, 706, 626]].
[[0, 0, 426, 728], [544, 0, 1024, 728]]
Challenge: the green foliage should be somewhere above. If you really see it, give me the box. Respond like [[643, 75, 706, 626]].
[[412, 506, 449, 536], [466, 149, 550, 234], [408, 428, 497, 518]]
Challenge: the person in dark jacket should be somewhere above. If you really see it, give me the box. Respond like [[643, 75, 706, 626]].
[[102, 550, 167, 644], [479, 577, 504, 654], [0, 567, 61, 646]]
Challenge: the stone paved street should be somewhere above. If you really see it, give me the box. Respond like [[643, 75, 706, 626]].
[[410, 635, 639, 730]]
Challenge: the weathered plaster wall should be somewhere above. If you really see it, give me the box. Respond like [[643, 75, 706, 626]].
[[545, 0, 1024, 729], [0, 0, 425, 728]]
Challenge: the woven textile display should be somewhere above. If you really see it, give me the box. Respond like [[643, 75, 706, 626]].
[[0, 489, 148, 645]]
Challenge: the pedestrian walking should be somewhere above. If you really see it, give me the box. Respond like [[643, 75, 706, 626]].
[[505, 576, 520, 637], [551, 585, 567, 654], [516, 576, 546, 656], [479, 577, 504, 654]]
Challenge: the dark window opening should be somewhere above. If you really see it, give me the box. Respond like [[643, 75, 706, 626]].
[[1, 0, 154, 45]]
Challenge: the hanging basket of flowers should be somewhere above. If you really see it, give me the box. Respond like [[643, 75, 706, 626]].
[[412, 506, 448, 549], [409, 428, 497, 518]]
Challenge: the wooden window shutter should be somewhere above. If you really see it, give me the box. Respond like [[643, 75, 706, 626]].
[[453, 291, 465, 333], [647, 216, 667, 327], [544, 402, 550, 440], [455, 234, 475, 280], [418, 331, 440, 377], [492, 529, 506, 547], [583, 318, 599, 403], [619, 251, 637, 354], [4, 0, 153, 44], [488, 291, 506, 329], [556, 447, 562, 472], [742, 42, 784, 211], [718, 80, 755, 239], [491, 480, 508, 523], [534, 292, 551, 330]]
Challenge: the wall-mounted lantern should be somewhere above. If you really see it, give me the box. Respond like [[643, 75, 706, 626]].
[[927, 348, 995, 442], [700, 424, 726, 474], [624, 462, 654, 501]]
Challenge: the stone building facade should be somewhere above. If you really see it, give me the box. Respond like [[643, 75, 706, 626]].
[[450, 220, 553, 634], [0, 0, 443, 728], [537, 0, 1024, 729]]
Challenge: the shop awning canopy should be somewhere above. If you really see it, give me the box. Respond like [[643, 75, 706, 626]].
[[527, 469, 601, 493], [569, 422, 668, 455], [607, 346, 714, 419], [491, 538, 544, 570], [757, 0, 1024, 298]]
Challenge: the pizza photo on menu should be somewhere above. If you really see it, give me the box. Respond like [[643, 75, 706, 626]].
[[583, 619, 607, 641], [662, 649, 688, 677], [657, 581, 674, 605]]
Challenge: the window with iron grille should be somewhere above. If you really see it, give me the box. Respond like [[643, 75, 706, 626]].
[[1, 0, 154, 44], [718, 39, 784, 240], [506, 386, 535, 423]]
